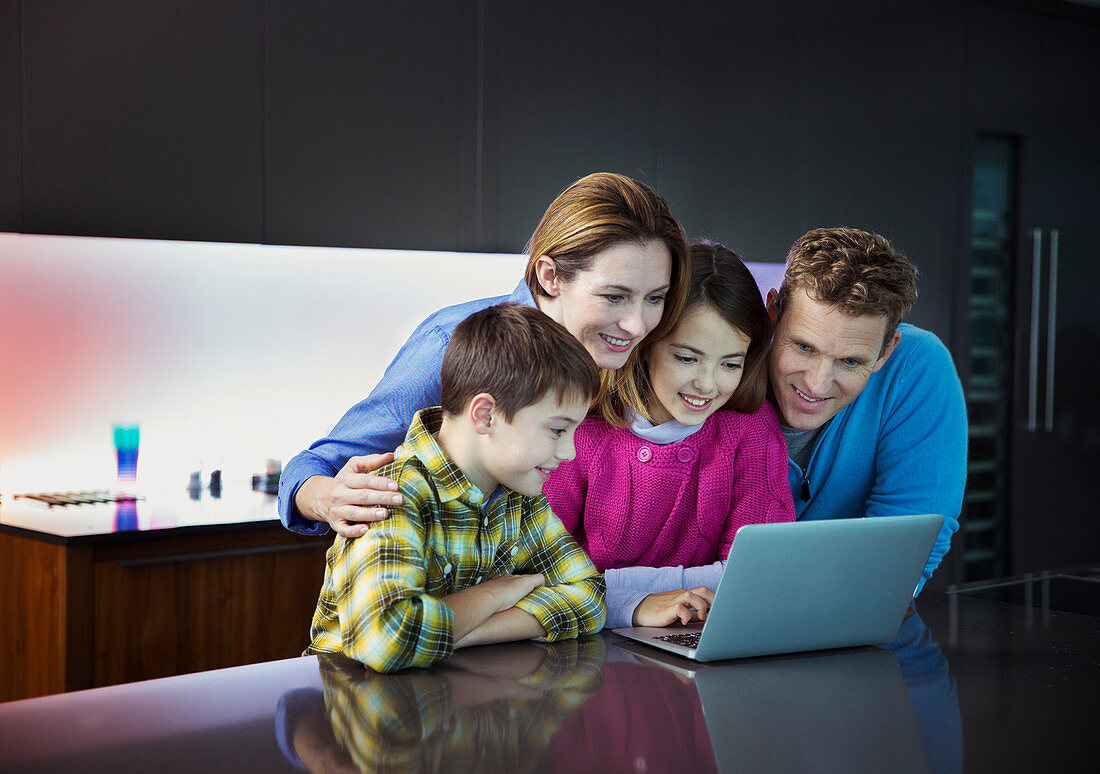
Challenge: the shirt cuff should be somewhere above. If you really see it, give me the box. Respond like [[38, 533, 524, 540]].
[[604, 586, 649, 630], [279, 475, 332, 536]]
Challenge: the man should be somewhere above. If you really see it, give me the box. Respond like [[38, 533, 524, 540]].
[[766, 227, 967, 592]]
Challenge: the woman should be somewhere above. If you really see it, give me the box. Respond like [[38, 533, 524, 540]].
[[279, 172, 690, 537]]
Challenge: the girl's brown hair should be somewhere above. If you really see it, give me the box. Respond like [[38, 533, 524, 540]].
[[598, 241, 771, 426]]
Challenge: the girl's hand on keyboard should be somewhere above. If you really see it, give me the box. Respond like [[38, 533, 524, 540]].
[[632, 586, 715, 627]]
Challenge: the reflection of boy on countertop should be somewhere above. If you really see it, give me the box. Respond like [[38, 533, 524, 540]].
[[305, 304, 606, 673]]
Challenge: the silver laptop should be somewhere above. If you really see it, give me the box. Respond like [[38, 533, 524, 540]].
[[613, 514, 943, 661]]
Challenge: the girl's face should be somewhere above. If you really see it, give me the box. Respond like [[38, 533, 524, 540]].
[[535, 241, 671, 370], [646, 303, 752, 426]]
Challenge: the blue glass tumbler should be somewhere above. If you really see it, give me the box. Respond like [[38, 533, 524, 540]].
[[113, 423, 140, 484]]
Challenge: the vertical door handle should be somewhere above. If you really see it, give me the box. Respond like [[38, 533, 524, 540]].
[[1027, 228, 1042, 432], [1045, 229, 1059, 432]]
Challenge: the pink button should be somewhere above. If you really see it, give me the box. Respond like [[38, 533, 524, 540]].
[[676, 448, 694, 463], [637, 446, 652, 463]]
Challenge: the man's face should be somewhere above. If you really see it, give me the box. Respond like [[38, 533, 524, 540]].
[[768, 288, 899, 431]]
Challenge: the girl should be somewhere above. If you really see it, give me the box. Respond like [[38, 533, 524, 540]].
[[544, 241, 796, 628], [280, 172, 692, 537]]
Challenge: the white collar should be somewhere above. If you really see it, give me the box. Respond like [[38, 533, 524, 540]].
[[624, 407, 706, 445]]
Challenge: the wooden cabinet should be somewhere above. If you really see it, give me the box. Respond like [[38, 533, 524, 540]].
[[486, 0, 663, 252], [1005, 15, 1100, 574], [0, 0, 19, 231], [792, 0, 968, 338], [0, 525, 330, 702], [652, 0, 801, 263]]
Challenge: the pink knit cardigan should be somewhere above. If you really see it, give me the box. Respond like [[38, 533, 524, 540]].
[[543, 403, 795, 573]]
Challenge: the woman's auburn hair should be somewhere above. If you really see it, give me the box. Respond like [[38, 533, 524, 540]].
[[522, 172, 691, 410]]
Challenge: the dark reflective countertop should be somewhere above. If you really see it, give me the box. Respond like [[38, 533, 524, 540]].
[[0, 591, 1096, 773], [948, 564, 1100, 617]]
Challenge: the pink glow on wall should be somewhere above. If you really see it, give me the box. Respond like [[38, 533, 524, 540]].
[[1, 237, 179, 460]]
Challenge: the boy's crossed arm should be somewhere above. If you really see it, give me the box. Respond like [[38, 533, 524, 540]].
[[446, 574, 547, 648], [412, 496, 606, 654]]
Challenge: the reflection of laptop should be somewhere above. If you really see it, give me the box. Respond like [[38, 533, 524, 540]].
[[615, 641, 931, 773], [614, 514, 943, 661]]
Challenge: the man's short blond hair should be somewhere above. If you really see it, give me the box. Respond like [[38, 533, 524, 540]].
[[778, 227, 917, 347]]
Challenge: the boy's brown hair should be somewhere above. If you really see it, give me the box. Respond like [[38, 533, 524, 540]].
[[441, 303, 600, 420]]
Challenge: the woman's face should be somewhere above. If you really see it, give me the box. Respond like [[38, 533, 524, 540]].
[[535, 241, 671, 370], [646, 303, 752, 426]]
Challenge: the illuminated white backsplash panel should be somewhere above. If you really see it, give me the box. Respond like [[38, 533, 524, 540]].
[[0, 233, 525, 492]]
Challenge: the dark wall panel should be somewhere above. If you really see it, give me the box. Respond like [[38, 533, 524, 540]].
[[263, 1, 477, 250], [489, 0, 662, 252], [967, 1, 1043, 133], [21, 1, 262, 243], [654, 0, 800, 264], [795, 0, 968, 340], [0, 0, 20, 231]]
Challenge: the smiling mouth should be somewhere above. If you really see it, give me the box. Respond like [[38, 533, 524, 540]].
[[599, 333, 632, 350], [536, 466, 557, 478], [679, 393, 714, 411], [793, 386, 828, 404]]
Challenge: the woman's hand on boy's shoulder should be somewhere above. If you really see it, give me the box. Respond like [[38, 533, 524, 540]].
[[632, 586, 715, 627], [323, 453, 402, 537]]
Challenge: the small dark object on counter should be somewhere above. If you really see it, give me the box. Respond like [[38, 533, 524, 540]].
[[252, 471, 280, 494], [209, 469, 222, 499], [188, 471, 203, 501]]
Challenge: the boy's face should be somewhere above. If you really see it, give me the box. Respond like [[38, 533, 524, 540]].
[[485, 391, 590, 497]]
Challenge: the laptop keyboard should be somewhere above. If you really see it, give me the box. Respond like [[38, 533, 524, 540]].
[[653, 631, 701, 648]]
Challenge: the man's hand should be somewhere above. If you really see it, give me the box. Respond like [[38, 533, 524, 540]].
[[296, 454, 402, 538], [632, 586, 715, 627]]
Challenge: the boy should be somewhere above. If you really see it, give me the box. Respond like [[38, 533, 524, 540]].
[[305, 303, 606, 672]]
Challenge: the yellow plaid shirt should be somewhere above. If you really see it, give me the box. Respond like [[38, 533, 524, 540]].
[[305, 407, 606, 673]]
